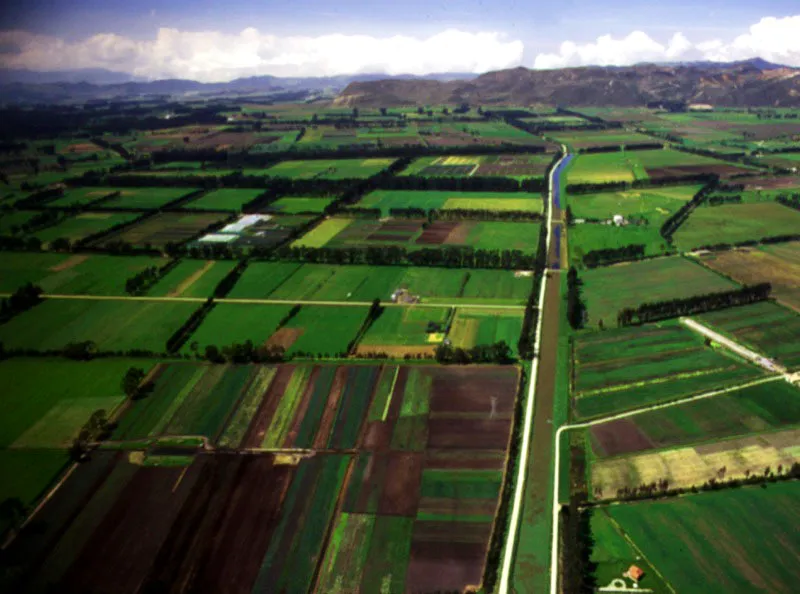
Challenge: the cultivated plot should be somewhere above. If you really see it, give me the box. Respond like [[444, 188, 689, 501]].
[[0, 299, 197, 353], [572, 321, 764, 419], [33, 212, 141, 246], [95, 212, 227, 249], [673, 202, 800, 251], [183, 188, 264, 211], [353, 190, 543, 215], [263, 158, 395, 179], [12, 364, 520, 594], [580, 256, 738, 327], [696, 301, 800, 370], [596, 483, 800, 593], [696, 242, 800, 312], [0, 252, 168, 295]]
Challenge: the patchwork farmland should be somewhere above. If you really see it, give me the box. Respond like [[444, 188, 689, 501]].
[[2, 95, 799, 594], [6, 364, 521, 593]]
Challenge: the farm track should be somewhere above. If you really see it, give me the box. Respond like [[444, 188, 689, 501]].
[[0, 292, 526, 310]]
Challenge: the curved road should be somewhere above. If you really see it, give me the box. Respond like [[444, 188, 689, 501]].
[[498, 149, 572, 594]]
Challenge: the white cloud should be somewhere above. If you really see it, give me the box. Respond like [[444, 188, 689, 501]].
[[0, 28, 524, 81], [533, 15, 800, 69]]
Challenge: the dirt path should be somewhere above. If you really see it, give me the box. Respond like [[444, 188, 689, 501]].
[[168, 260, 214, 297]]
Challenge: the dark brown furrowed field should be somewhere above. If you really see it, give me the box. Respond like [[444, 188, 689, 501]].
[[4, 364, 520, 594]]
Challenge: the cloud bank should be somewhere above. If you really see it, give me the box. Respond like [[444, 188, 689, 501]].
[[0, 28, 524, 81], [533, 15, 800, 69], [0, 15, 798, 81]]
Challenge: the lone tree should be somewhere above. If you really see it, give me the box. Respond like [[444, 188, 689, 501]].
[[122, 367, 146, 399]]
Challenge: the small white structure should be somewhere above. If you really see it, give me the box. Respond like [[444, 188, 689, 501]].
[[613, 214, 625, 226]]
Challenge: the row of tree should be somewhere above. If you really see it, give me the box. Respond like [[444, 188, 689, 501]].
[[605, 461, 800, 503], [776, 194, 800, 211], [434, 341, 515, 364], [707, 194, 743, 206], [166, 299, 215, 353], [566, 269, 586, 329], [616, 283, 771, 326], [582, 244, 645, 268], [265, 244, 537, 270], [124, 259, 181, 295], [660, 182, 717, 240], [0, 283, 43, 323]]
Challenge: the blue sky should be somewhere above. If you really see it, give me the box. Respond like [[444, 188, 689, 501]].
[[0, 1, 798, 80]]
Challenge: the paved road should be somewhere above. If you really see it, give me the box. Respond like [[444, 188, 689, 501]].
[[498, 149, 571, 594], [0, 292, 525, 311], [680, 317, 787, 375]]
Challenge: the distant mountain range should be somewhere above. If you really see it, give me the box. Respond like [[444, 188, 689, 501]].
[[1, 59, 797, 107], [334, 58, 800, 108], [0, 70, 477, 104]]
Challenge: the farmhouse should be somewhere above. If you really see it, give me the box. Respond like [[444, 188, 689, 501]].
[[624, 565, 645, 582]]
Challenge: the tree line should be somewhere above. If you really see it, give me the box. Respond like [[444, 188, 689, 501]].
[[707, 194, 743, 206], [434, 341, 515, 364], [566, 268, 586, 329], [617, 283, 771, 326], [124, 259, 181, 295], [269, 244, 537, 270], [660, 182, 717, 240], [0, 283, 43, 323], [582, 244, 646, 268]]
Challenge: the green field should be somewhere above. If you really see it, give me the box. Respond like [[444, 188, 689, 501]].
[[0, 210, 41, 235], [184, 188, 263, 211], [33, 212, 140, 246], [568, 185, 701, 221], [0, 252, 169, 294], [599, 483, 800, 593], [182, 303, 294, 353], [282, 305, 368, 355], [673, 202, 800, 250], [448, 308, 523, 355], [264, 158, 395, 179], [353, 190, 542, 215], [225, 262, 303, 298], [146, 260, 236, 298], [43, 187, 120, 209], [573, 321, 764, 418], [581, 256, 738, 327], [267, 196, 335, 214], [98, 187, 195, 209], [549, 129, 658, 149], [292, 217, 353, 248], [0, 299, 197, 353], [0, 358, 145, 448], [587, 380, 800, 458], [570, 221, 676, 263], [567, 149, 741, 184], [697, 301, 800, 370], [228, 262, 532, 305], [0, 449, 69, 517], [360, 306, 451, 348]]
